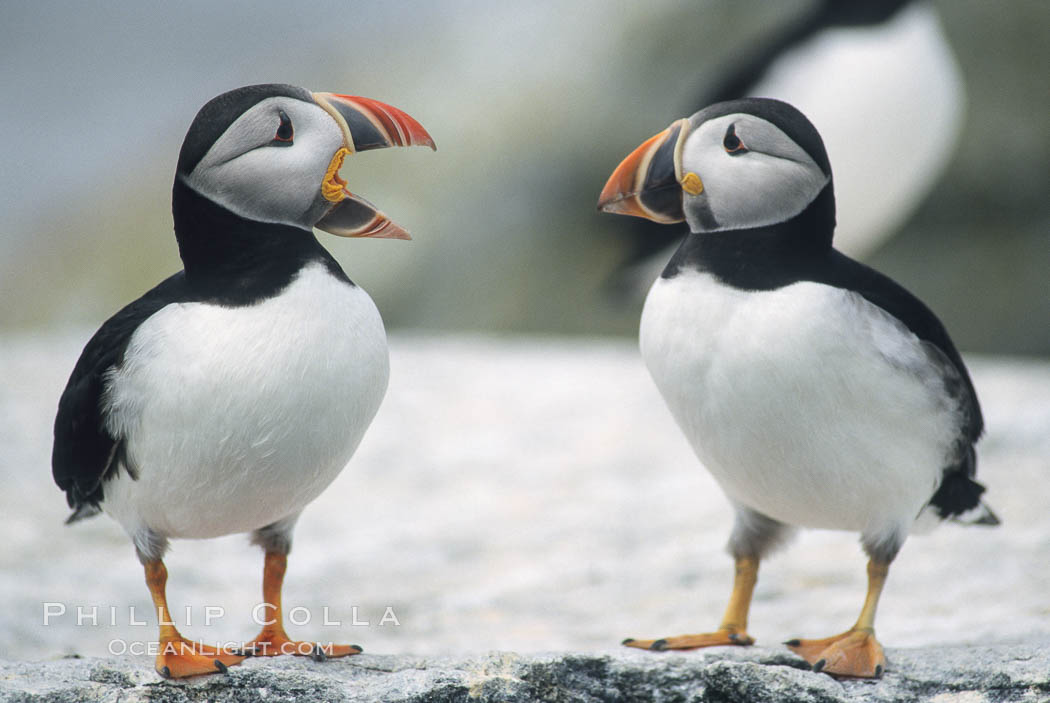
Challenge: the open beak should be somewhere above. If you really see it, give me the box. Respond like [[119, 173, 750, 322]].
[[312, 93, 436, 240], [597, 118, 690, 224]]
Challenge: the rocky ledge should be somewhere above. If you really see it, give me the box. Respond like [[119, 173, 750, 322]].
[[2, 644, 1047, 703]]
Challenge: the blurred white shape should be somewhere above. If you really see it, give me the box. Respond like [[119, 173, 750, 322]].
[[750, 1, 966, 258]]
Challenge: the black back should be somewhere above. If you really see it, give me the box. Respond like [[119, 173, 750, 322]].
[[53, 274, 189, 511]]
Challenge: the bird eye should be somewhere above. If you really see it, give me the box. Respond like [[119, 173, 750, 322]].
[[723, 124, 747, 155], [273, 110, 293, 146]]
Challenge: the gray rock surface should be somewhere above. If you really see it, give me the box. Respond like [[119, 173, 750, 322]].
[[2, 645, 1049, 703], [5, 336, 1050, 663], [3, 335, 1049, 703]]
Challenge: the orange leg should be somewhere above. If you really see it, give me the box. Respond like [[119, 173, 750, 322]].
[[144, 560, 245, 678], [624, 556, 758, 651], [238, 551, 362, 660], [786, 559, 889, 678]]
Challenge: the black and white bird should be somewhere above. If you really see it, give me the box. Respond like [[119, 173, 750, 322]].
[[598, 97, 995, 678], [52, 84, 435, 678], [615, 0, 965, 290]]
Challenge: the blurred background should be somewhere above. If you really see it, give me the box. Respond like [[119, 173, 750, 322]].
[[1, 0, 1047, 350], [2, 0, 1048, 663]]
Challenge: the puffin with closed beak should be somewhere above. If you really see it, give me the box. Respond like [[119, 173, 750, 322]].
[[52, 83, 435, 678], [598, 97, 996, 678]]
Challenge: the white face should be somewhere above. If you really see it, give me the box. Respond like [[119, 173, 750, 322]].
[[184, 96, 344, 229], [679, 113, 829, 233]]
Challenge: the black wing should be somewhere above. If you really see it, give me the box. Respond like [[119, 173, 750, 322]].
[[824, 251, 982, 441], [52, 272, 190, 517], [822, 252, 990, 520]]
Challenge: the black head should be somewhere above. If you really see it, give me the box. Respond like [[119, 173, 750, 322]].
[[173, 83, 435, 240], [599, 97, 833, 236], [176, 84, 314, 177]]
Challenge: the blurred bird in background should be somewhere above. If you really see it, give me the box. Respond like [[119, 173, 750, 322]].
[[4, 3, 1047, 353], [610, 0, 965, 297]]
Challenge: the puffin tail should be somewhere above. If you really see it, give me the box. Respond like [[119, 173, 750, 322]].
[[65, 502, 102, 525], [950, 500, 1000, 527], [928, 470, 1000, 527]]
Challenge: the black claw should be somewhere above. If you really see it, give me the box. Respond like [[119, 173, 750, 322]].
[[784, 639, 801, 647], [349, 645, 363, 654], [214, 660, 228, 674], [875, 664, 883, 678], [621, 638, 636, 646], [650, 639, 668, 651], [813, 659, 826, 673], [159, 665, 172, 679], [310, 644, 327, 662]]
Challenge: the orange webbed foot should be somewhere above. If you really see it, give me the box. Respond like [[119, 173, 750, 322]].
[[785, 628, 886, 678], [237, 631, 363, 660], [239, 552, 364, 661], [155, 638, 246, 678], [623, 628, 754, 651]]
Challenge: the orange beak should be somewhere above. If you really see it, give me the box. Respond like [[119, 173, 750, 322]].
[[313, 93, 436, 153], [597, 118, 689, 224], [311, 93, 436, 240]]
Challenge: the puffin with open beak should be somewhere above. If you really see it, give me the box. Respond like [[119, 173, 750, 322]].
[[599, 98, 996, 678], [52, 84, 435, 678]]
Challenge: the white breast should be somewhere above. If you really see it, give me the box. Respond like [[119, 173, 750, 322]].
[[639, 271, 959, 536], [101, 263, 389, 540]]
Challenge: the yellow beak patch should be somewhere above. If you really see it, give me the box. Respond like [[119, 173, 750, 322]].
[[681, 171, 704, 195], [321, 148, 351, 203]]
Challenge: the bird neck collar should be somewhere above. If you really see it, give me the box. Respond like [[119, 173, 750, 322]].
[[663, 184, 837, 289], [171, 177, 343, 302]]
